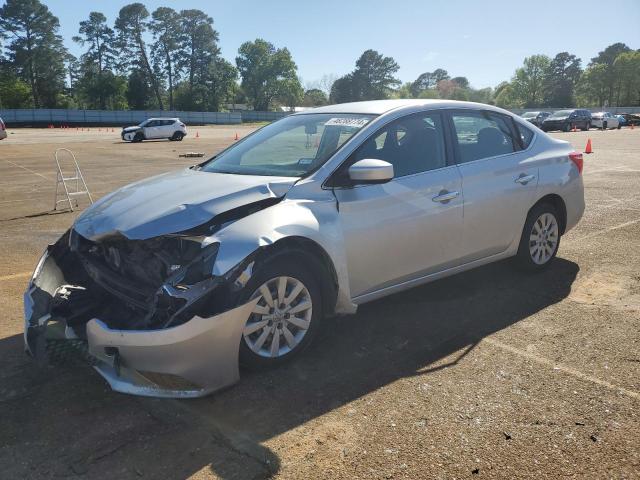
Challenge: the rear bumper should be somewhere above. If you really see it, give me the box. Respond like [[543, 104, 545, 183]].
[[24, 243, 259, 398]]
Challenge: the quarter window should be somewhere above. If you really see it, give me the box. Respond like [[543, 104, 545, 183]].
[[451, 112, 517, 163], [515, 122, 534, 149], [351, 112, 447, 177]]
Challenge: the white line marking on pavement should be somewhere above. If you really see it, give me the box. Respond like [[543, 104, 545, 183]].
[[4, 160, 52, 181], [484, 337, 639, 400], [578, 218, 640, 240]]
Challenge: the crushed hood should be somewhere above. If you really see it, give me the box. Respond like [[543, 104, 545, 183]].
[[73, 168, 297, 241]]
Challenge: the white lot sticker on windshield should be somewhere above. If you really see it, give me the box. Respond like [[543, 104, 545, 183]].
[[325, 117, 369, 128]]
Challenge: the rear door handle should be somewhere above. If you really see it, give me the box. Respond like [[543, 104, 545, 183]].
[[515, 174, 536, 185], [432, 190, 460, 203]]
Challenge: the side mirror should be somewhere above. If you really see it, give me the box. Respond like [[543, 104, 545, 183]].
[[348, 159, 394, 185]]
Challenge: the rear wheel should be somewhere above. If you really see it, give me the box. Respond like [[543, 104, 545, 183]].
[[603, 121, 608, 130], [515, 203, 561, 271], [563, 123, 571, 132], [582, 122, 590, 131], [238, 256, 323, 370]]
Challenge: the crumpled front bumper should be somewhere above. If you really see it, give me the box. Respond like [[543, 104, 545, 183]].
[[24, 246, 258, 398]]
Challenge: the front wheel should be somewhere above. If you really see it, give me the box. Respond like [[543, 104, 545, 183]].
[[238, 256, 322, 370], [563, 123, 571, 132], [582, 122, 590, 131], [170, 131, 184, 141], [133, 132, 144, 143], [514, 203, 561, 271], [602, 121, 608, 130]]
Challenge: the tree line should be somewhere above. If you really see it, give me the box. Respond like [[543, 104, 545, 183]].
[[0, 0, 638, 112], [0, 0, 301, 111]]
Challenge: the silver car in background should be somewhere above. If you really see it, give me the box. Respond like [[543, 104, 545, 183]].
[[24, 100, 585, 397], [590, 112, 621, 130]]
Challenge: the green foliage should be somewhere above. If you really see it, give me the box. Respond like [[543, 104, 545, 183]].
[[411, 69, 449, 96], [149, 7, 182, 109], [511, 55, 551, 107], [613, 51, 640, 106], [329, 50, 400, 103], [0, 71, 32, 108], [1, 3, 637, 114], [543, 52, 581, 107], [236, 39, 301, 111], [0, 0, 68, 107], [302, 88, 328, 106], [115, 3, 164, 109]]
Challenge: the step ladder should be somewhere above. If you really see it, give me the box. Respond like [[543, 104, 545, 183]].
[[53, 148, 93, 212]]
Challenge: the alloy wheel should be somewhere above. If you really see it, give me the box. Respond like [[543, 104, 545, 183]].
[[243, 276, 313, 358], [529, 213, 559, 265]]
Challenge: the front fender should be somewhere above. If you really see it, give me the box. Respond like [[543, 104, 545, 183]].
[[209, 197, 356, 315]]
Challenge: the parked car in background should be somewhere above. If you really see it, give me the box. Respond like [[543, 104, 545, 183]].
[[590, 112, 621, 130], [541, 109, 591, 132], [0, 117, 7, 140], [25, 99, 585, 398], [121, 118, 187, 142], [521, 111, 551, 127], [616, 115, 627, 127], [619, 113, 640, 127]]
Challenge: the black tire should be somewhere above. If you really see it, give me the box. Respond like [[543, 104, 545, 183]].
[[238, 254, 323, 370], [133, 132, 144, 143], [617, 124, 621, 129], [563, 123, 571, 132], [603, 121, 607, 130], [582, 122, 590, 131], [170, 131, 184, 141], [514, 203, 561, 271]]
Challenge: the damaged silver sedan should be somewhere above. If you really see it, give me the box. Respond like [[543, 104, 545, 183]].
[[24, 100, 585, 397]]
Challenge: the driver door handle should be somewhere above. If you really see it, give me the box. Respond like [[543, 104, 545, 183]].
[[432, 190, 460, 203], [515, 173, 536, 185]]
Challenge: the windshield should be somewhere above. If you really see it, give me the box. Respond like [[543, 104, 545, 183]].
[[522, 112, 538, 118], [200, 113, 375, 177], [549, 110, 573, 118]]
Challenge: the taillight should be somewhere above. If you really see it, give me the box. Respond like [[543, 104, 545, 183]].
[[569, 151, 583, 174]]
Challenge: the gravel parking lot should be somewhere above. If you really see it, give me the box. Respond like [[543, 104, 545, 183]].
[[0, 125, 638, 479]]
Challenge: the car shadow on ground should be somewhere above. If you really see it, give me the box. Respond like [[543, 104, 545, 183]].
[[197, 257, 579, 477], [0, 257, 578, 479]]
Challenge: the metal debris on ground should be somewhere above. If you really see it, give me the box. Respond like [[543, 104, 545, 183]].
[[178, 152, 205, 158]]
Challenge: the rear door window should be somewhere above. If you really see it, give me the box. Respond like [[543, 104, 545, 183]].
[[450, 111, 518, 163]]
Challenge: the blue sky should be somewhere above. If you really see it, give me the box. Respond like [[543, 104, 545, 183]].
[[45, 0, 640, 89]]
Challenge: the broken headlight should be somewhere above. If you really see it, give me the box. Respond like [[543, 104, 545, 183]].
[[172, 242, 220, 286]]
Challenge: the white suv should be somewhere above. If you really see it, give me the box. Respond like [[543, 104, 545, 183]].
[[121, 118, 187, 142], [590, 112, 620, 130], [0, 117, 7, 140]]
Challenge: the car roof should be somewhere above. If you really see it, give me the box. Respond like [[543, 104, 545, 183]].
[[298, 99, 512, 116], [146, 117, 179, 121]]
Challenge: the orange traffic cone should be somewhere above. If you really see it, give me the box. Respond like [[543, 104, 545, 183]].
[[234, 132, 239, 141], [585, 138, 593, 154], [196, 131, 200, 138]]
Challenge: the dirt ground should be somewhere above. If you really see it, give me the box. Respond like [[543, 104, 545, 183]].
[[0, 125, 638, 479]]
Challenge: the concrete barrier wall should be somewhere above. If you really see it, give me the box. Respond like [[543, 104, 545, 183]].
[[239, 111, 291, 122], [0, 109, 242, 126], [1, 106, 637, 127]]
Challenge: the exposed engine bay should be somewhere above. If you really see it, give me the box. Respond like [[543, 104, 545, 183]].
[[23, 228, 258, 397]]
